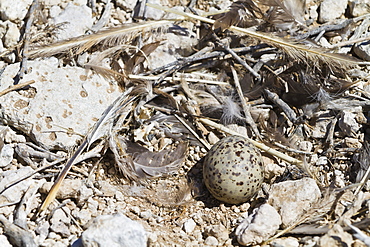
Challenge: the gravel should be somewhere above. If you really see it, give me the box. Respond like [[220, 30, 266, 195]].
[[1, 0, 370, 246]]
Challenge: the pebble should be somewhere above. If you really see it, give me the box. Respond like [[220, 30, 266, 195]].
[[0, 0, 33, 22], [268, 178, 321, 228], [40, 179, 82, 200], [338, 111, 361, 137], [236, 203, 282, 246], [0, 166, 34, 203], [0, 235, 12, 247], [79, 214, 147, 247], [319, 0, 348, 23], [204, 224, 229, 243], [271, 237, 300, 247], [3, 21, 20, 48], [183, 218, 197, 233], [0, 144, 13, 168], [204, 236, 219, 246], [52, 3, 93, 40], [349, 0, 370, 17]]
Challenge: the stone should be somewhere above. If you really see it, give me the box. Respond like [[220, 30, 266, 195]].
[[50, 208, 71, 237], [3, 21, 20, 48], [0, 58, 121, 150], [0, 0, 33, 22], [0, 144, 13, 168], [204, 236, 218, 246], [0, 235, 12, 247], [204, 224, 229, 243], [268, 178, 321, 228], [78, 214, 147, 247], [319, 0, 348, 23], [349, 0, 370, 17], [40, 179, 82, 199], [271, 237, 300, 247], [116, 0, 137, 11], [338, 111, 361, 137], [183, 219, 196, 233], [236, 203, 281, 246], [0, 166, 34, 203], [52, 2, 93, 40]]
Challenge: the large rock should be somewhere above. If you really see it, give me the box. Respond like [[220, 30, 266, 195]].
[[268, 178, 321, 227], [0, 58, 122, 150]]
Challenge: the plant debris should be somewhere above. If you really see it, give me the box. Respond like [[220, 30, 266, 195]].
[[1, 0, 370, 246]]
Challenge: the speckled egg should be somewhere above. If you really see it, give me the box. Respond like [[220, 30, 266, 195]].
[[203, 135, 264, 204]]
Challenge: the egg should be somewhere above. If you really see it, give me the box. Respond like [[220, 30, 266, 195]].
[[203, 135, 264, 204]]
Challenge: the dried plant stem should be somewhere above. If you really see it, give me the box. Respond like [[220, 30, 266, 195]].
[[354, 165, 370, 196], [147, 3, 360, 69], [214, 35, 261, 80], [0, 80, 35, 97], [198, 118, 305, 168], [128, 74, 228, 85], [174, 114, 211, 150], [230, 65, 261, 138], [15, 0, 38, 82], [264, 89, 297, 123]]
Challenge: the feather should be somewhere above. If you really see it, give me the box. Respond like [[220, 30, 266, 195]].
[[28, 20, 172, 58], [213, 0, 264, 31], [38, 90, 137, 213], [147, 3, 360, 70], [257, 0, 306, 30], [110, 136, 188, 180]]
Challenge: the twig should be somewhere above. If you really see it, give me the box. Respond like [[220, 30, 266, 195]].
[[264, 89, 297, 123], [129, 74, 228, 85], [14, 0, 38, 83], [174, 114, 211, 150], [214, 35, 261, 80], [0, 80, 35, 97], [90, 1, 112, 33], [273, 142, 313, 155], [230, 65, 261, 138]]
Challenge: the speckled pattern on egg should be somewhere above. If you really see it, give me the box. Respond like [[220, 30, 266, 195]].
[[203, 135, 264, 204]]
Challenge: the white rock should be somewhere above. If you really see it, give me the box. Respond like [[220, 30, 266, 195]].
[[272, 237, 300, 247], [338, 110, 361, 137], [183, 219, 196, 233], [0, 144, 13, 168], [319, 0, 348, 23], [268, 178, 321, 228], [0, 0, 33, 22], [0, 235, 12, 247], [116, 0, 137, 11], [236, 203, 281, 246], [3, 21, 20, 48], [40, 179, 82, 199], [204, 224, 229, 243], [0, 58, 121, 150], [349, 0, 370, 17], [50, 208, 71, 237], [0, 166, 34, 203], [53, 3, 93, 40], [79, 214, 147, 247], [49, 5, 62, 19], [204, 236, 219, 246]]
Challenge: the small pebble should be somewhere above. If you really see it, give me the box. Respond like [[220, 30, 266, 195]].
[[204, 236, 219, 246]]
